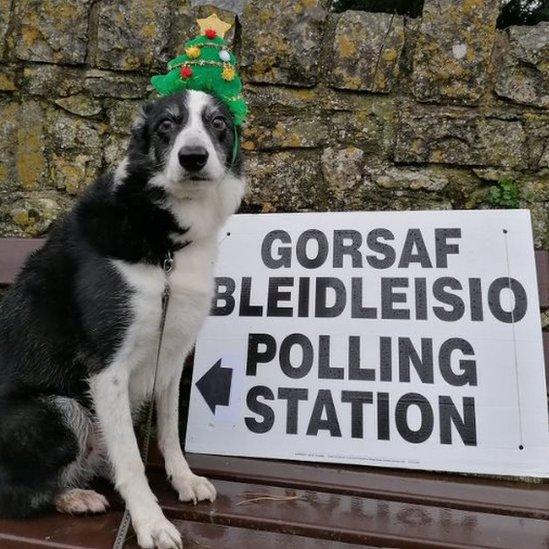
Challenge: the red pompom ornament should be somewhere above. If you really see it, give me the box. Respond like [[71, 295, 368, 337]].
[[205, 28, 217, 39], [180, 65, 193, 79]]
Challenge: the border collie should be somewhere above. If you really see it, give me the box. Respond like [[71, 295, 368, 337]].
[[0, 90, 244, 549]]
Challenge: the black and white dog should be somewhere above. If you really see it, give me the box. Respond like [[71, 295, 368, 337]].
[[0, 90, 244, 548]]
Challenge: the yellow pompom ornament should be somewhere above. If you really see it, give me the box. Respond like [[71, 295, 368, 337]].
[[185, 46, 201, 59], [222, 64, 236, 81]]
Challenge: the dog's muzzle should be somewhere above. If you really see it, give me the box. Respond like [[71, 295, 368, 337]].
[[178, 146, 209, 173]]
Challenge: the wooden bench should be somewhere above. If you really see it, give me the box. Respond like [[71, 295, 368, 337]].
[[0, 237, 548, 549]]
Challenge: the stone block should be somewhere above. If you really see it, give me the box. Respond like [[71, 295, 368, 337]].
[[191, 0, 247, 15], [84, 70, 150, 99], [0, 99, 20, 190], [16, 101, 47, 191], [246, 85, 320, 111], [524, 113, 549, 169], [395, 105, 527, 169], [329, 11, 404, 93], [21, 65, 85, 97], [54, 95, 102, 118], [106, 100, 142, 135], [0, 0, 11, 59], [329, 110, 383, 152], [0, 100, 47, 192], [412, 0, 499, 104], [242, 113, 328, 151], [495, 22, 549, 108], [243, 151, 327, 212], [0, 65, 17, 91], [46, 109, 105, 194], [373, 166, 449, 191], [0, 192, 73, 237], [240, 0, 327, 86], [321, 146, 364, 192], [12, 0, 91, 64], [103, 134, 129, 167], [96, 0, 172, 71]]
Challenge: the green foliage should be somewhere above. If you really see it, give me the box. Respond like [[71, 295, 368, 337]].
[[488, 179, 521, 209], [331, 0, 424, 17], [498, 0, 548, 29]]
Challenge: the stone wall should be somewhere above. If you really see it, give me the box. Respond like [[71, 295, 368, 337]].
[[0, 0, 547, 248]]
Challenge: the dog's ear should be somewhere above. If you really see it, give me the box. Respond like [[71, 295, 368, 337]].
[[128, 102, 153, 158]]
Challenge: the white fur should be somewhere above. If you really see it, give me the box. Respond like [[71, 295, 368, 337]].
[[165, 91, 226, 189], [89, 90, 245, 549], [113, 157, 129, 187], [48, 397, 107, 488]]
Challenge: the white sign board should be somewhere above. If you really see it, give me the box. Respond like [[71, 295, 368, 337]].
[[186, 210, 548, 477]]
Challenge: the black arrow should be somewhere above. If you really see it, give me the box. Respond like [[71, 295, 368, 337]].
[[195, 359, 233, 414]]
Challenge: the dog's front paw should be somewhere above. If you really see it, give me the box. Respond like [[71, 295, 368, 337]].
[[171, 473, 216, 505], [134, 514, 182, 549]]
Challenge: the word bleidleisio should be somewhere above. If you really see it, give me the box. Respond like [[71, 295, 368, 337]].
[[213, 228, 526, 324]]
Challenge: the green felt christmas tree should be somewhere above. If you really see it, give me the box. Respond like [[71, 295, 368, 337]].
[[151, 14, 247, 126]]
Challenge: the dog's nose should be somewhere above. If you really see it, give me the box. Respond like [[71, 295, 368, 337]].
[[178, 146, 209, 172]]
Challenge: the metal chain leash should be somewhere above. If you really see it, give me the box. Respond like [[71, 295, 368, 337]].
[[112, 250, 174, 549]]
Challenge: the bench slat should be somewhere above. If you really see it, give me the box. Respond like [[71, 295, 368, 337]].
[[172, 453, 549, 520], [129, 520, 366, 549], [0, 511, 122, 548], [1, 470, 547, 548], [147, 470, 549, 548], [0, 238, 44, 286], [0, 511, 365, 549]]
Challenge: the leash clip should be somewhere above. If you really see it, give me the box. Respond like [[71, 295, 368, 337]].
[[163, 249, 174, 274]]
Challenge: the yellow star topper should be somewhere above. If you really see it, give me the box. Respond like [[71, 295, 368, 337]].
[[197, 13, 232, 39]]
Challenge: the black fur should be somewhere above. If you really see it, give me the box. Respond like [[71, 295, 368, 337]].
[[0, 398, 79, 517], [0, 90, 241, 518]]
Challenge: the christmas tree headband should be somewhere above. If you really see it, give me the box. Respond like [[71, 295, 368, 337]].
[[151, 14, 248, 127]]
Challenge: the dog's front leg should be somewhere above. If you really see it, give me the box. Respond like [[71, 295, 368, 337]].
[[156, 372, 216, 504], [90, 369, 182, 549]]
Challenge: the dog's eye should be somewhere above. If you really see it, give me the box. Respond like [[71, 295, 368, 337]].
[[157, 119, 174, 133], [212, 117, 227, 132]]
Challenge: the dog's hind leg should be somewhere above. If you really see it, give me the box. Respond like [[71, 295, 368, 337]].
[[49, 397, 110, 515], [0, 396, 80, 518], [0, 396, 108, 518]]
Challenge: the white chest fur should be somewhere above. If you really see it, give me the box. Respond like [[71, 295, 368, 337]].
[[111, 240, 216, 408], [109, 174, 244, 409]]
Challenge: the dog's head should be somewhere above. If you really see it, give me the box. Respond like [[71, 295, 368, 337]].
[[125, 90, 242, 199]]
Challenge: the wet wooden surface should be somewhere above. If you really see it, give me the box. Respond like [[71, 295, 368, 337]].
[[178, 454, 549, 519], [0, 510, 368, 549], [0, 462, 547, 548]]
